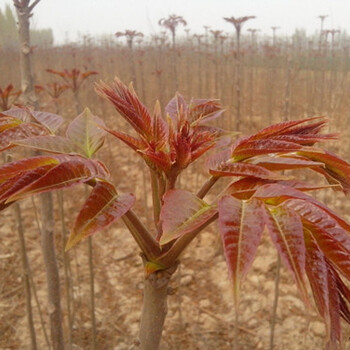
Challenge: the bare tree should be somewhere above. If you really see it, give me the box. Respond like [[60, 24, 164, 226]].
[[159, 14, 187, 91], [318, 15, 328, 51], [271, 26, 280, 46], [224, 16, 255, 131], [13, 1, 65, 349], [115, 30, 144, 89]]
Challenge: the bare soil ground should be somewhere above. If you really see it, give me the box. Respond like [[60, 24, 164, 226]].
[[1, 124, 350, 350]]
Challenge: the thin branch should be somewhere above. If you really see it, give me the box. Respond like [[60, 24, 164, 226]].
[[122, 210, 161, 260], [28, 0, 41, 12]]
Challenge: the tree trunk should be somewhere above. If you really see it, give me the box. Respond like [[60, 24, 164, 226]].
[[40, 192, 65, 350], [14, 2, 65, 349], [138, 262, 178, 350], [15, 0, 37, 107]]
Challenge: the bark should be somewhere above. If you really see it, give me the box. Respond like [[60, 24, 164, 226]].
[[14, 0, 37, 108], [138, 261, 178, 350], [14, 2, 65, 349], [14, 202, 37, 350], [40, 192, 65, 350]]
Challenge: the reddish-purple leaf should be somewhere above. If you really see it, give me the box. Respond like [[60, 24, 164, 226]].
[[218, 196, 265, 305], [298, 150, 350, 193], [304, 230, 342, 349], [306, 223, 350, 281], [0, 165, 54, 204], [103, 127, 147, 151], [96, 78, 153, 140], [30, 110, 63, 133], [6, 156, 109, 202], [264, 205, 309, 304], [66, 180, 135, 250], [209, 162, 291, 180], [0, 156, 60, 183], [165, 93, 188, 125], [249, 155, 324, 171], [160, 189, 217, 245], [13, 135, 77, 154], [247, 117, 324, 141], [232, 139, 304, 160], [286, 199, 350, 251], [0, 115, 22, 132], [66, 108, 106, 157], [0, 122, 49, 152], [152, 100, 169, 149]]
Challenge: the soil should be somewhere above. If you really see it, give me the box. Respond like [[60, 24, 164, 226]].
[[1, 132, 350, 350]]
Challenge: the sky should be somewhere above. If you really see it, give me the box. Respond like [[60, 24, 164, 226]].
[[1, 0, 350, 44]]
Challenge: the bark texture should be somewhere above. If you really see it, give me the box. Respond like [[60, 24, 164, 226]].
[[138, 263, 178, 350]]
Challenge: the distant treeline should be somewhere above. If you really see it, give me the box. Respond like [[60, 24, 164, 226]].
[[0, 4, 53, 49]]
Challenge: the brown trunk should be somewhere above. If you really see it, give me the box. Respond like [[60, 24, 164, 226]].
[[40, 192, 65, 350], [138, 262, 178, 350], [14, 2, 65, 349]]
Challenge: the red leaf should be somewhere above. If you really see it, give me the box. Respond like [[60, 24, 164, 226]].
[[248, 117, 324, 141], [160, 189, 217, 245], [6, 156, 109, 202], [264, 205, 309, 304], [249, 155, 324, 171], [103, 127, 147, 151], [165, 93, 188, 125], [30, 110, 63, 133], [0, 165, 54, 204], [66, 181, 135, 250], [0, 156, 60, 183], [304, 230, 342, 349], [13, 135, 77, 154], [96, 78, 153, 140], [0, 115, 22, 132], [298, 150, 350, 193], [232, 139, 304, 160], [218, 196, 265, 305], [286, 199, 350, 251], [307, 223, 350, 281], [0, 123, 49, 152], [209, 162, 291, 180]]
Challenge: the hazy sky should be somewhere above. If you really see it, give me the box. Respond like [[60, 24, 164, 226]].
[[1, 0, 350, 44]]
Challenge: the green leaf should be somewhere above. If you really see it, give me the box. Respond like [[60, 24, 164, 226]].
[[66, 108, 106, 158], [65, 181, 135, 250], [160, 189, 217, 245]]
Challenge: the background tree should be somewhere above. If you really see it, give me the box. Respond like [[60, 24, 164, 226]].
[[224, 15, 255, 131], [158, 14, 187, 91]]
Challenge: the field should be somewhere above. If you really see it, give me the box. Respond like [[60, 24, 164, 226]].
[[2, 20, 350, 350]]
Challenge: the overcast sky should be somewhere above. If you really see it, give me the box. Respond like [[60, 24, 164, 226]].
[[1, 0, 350, 44]]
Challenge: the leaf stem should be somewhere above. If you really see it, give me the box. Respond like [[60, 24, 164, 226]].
[[150, 169, 161, 227], [158, 212, 218, 267], [122, 210, 161, 260], [196, 176, 219, 199]]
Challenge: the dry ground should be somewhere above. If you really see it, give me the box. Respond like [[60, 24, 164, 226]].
[[1, 125, 350, 350]]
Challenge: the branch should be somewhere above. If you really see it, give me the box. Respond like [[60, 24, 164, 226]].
[[196, 176, 219, 199], [122, 210, 161, 260], [158, 212, 218, 267], [29, 0, 41, 12]]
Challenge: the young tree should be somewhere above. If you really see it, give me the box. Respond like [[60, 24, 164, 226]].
[[2, 78, 350, 350], [115, 30, 144, 90], [224, 16, 255, 130], [158, 14, 187, 91]]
